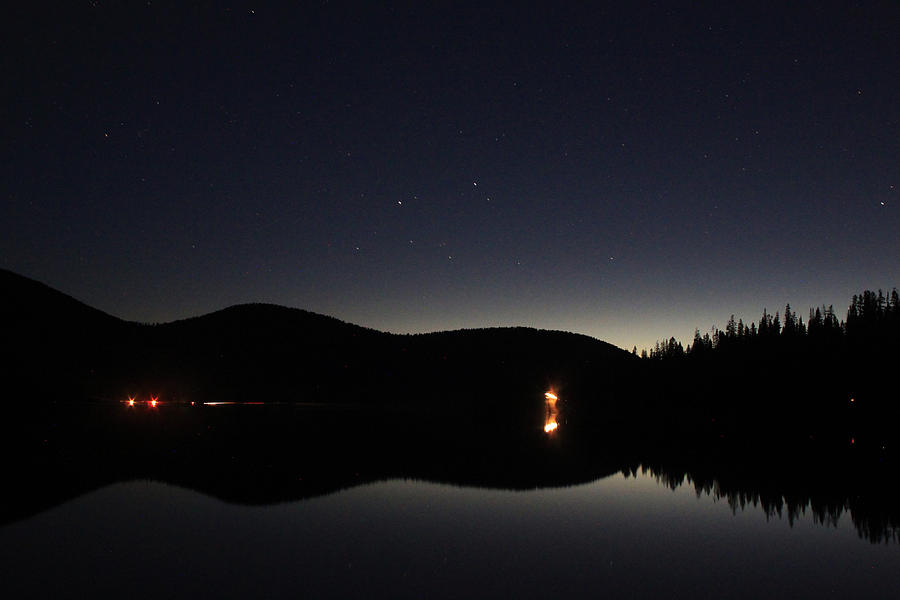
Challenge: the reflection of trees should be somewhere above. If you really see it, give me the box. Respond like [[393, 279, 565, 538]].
[[634, 463, 900, 544]]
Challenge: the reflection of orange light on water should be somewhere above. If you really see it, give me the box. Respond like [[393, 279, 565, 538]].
[[544, 422, 558, 433], [545, 392, 558, 401]]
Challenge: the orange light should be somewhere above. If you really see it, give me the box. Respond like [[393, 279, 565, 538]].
[[150, 396, 158, 408], [127, 396, 135, 407], [544, 390, 560, 434]]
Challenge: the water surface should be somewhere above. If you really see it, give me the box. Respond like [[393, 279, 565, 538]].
[[2, 470, 898, 599]]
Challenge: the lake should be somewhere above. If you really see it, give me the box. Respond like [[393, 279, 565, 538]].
[[2, 468, 899, 599], [2, 400, 899, 598]]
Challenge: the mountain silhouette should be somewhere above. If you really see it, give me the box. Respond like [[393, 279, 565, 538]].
[[1, 268, 633, 408]]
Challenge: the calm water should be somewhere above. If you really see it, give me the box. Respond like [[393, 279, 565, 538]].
[[2, 470, 898, 599]]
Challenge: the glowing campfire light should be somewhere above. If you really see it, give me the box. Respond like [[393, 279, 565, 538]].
[[544, 389, 559, 434]]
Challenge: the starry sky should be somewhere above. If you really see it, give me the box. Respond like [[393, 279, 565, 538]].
[[3, 2, 898, 352]]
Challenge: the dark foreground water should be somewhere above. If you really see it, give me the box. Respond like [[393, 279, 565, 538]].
[[2, 470, 899, 599]]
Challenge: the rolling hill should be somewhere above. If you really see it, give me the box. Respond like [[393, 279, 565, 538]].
[[1, 269, 634, 408]]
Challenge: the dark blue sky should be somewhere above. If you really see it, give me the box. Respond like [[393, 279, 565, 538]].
[[3, 2, 898, 351]]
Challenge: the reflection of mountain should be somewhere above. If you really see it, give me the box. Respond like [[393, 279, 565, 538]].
[[3, 405, 899, 544], [1, 268, 632, 407], [0, 404, 627, 526]]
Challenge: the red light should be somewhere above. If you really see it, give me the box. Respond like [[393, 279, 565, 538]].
[[150, 396, 158, 408]]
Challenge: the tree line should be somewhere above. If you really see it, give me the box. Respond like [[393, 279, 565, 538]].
[[623, 287, 900, 451], [641, 288, 900, 361]]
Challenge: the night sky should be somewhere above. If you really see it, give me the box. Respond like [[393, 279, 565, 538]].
[[3, 2, 898, 352]]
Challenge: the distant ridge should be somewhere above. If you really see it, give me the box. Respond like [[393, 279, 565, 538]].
[[0, 267, 124, 328], [1, 268, 633, 407]]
